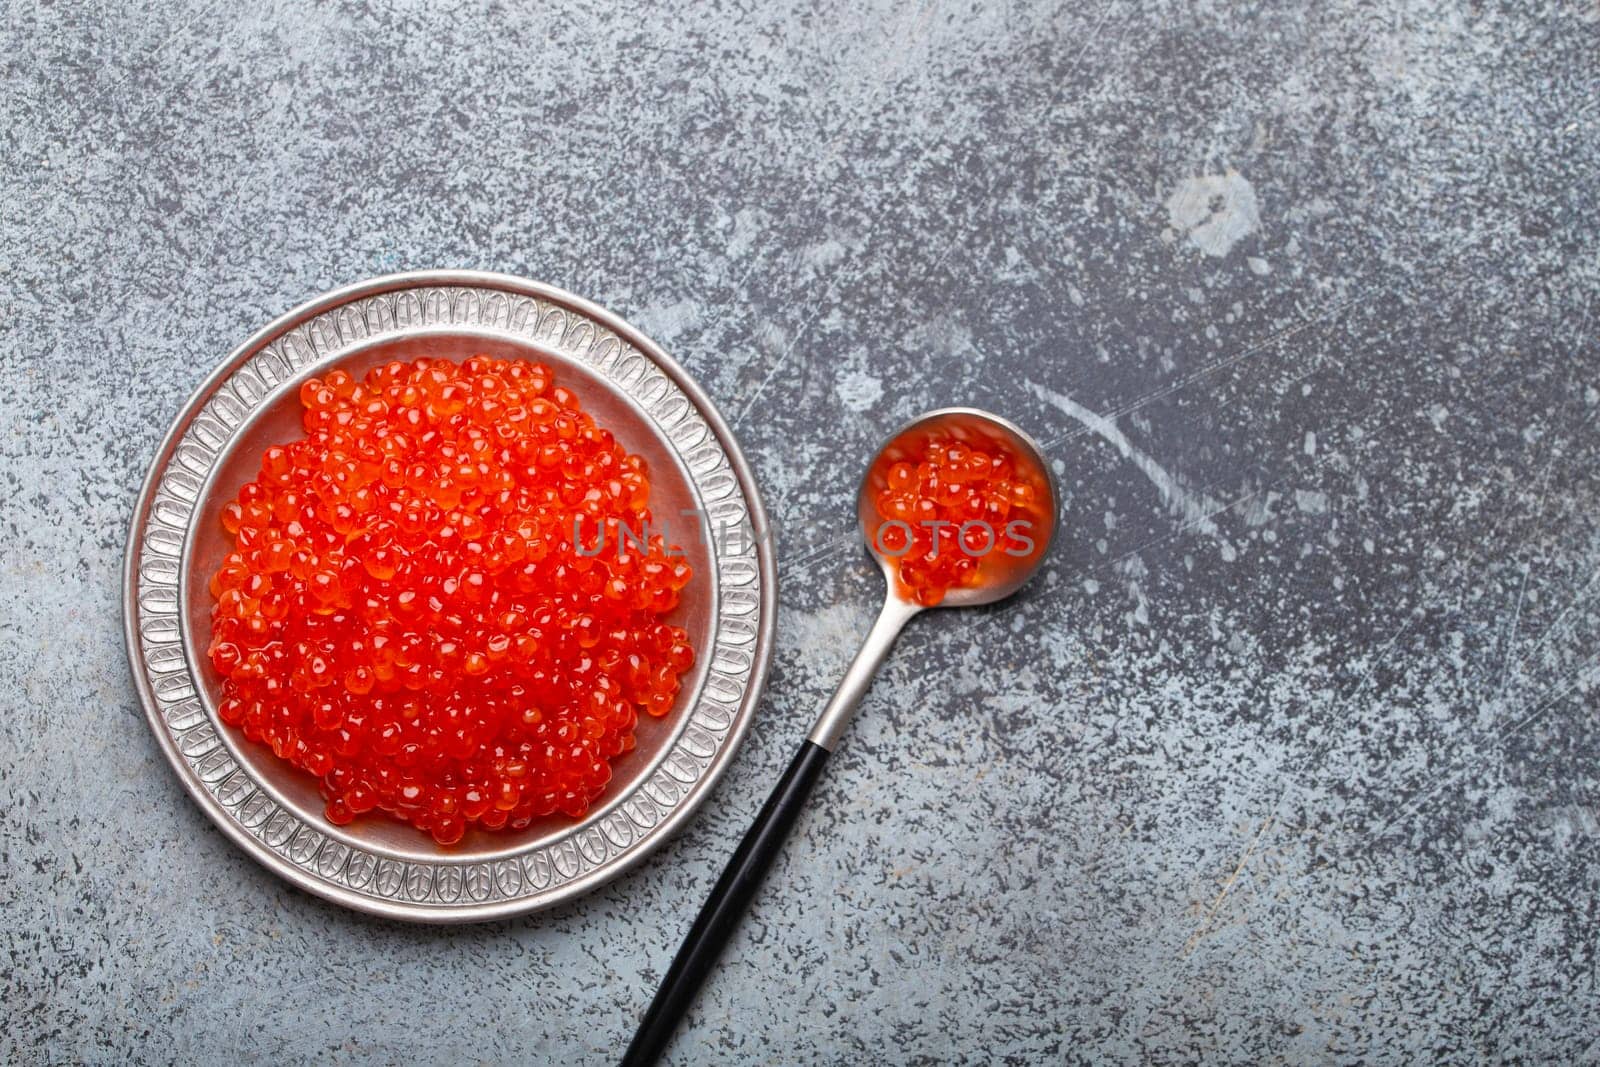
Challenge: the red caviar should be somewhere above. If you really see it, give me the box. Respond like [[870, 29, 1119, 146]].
[[872, 434, 1042, 606], [206, 355, 695, 845]]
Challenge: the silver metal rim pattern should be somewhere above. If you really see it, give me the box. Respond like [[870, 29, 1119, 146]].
[[122, 271, 777, 923]]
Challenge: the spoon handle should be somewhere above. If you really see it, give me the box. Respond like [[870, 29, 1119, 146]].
[[623, 593, 918, 1065], [622, 740, 830, 1066]]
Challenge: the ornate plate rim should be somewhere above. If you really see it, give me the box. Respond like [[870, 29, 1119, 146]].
[[121, 270, 778, 923]]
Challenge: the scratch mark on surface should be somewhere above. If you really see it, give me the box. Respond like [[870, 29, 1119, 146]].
[[781, 531, 859, 579], [1499, 564, 1531, 698], [1514, 565, 1600, 674], [1037, 289, 1368, 453], [100, 2, 224, 108], [733, 305, 827, 429], [1234, 611, 1423, 889], [1339, 656, 1600, 860], [1028, 380, 1226, 539], [1183, 816, 1276, 956]]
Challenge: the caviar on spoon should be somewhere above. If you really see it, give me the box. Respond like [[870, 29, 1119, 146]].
[[626, 407, 1058, 1065]]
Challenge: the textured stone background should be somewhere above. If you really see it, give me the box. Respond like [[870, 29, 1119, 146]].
[[4, 0, 1600, 1063]]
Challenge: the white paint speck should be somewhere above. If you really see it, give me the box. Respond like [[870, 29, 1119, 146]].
[[835, 368, 883, 412], [802, 238, 847, 270], [1303, 431, 1317, 456], [1164, 170, 1261, 258], [1295, 489, 1329, 514], [726, 207, 765, 260], [1239, 491, 1278, 528]]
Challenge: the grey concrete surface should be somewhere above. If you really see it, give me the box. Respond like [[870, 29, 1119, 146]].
[[4, 1, 1600, 1063]]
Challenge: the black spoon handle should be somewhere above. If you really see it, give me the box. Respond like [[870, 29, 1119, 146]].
[[622, 740, 831, 1066]]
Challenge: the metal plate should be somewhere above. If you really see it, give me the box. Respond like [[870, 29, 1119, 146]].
[[123, 271, 777, 922]]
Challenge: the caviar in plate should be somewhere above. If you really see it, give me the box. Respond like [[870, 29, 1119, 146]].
[[205, 355, 695, 846]]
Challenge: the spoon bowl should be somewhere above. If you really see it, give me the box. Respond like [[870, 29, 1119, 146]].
[[856, 406, 1059, 609]]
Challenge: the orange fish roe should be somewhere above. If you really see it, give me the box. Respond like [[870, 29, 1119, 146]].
[[871, 434, 1040, 607], [206, 355, 695, 846]]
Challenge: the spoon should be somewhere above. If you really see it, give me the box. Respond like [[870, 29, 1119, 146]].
[[624, 407, 1059, 1064]]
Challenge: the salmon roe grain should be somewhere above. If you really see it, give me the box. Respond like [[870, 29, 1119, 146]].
[[871, 434, 1044, 607], [206, 355, 695, 845]]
